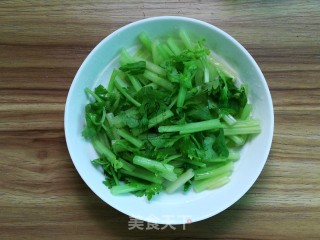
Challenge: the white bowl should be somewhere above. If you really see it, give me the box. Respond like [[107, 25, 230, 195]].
[[65, 16, 274, 224]]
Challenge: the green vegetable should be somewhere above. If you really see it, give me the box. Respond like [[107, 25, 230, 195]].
[[82, 30, 261, 200], [119, 61, 146, 75], [166, 168, 194, 193]]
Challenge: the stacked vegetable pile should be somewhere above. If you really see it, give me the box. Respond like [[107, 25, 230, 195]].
[[82, 30, 260, 200]]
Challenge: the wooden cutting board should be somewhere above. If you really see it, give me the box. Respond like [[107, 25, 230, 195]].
[[0, 1, 319, 239]]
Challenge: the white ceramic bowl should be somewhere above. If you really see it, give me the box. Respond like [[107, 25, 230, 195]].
[[65, 16, 274, 224]]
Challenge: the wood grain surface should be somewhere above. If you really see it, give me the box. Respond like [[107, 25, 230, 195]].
[[0, 1, 319, 239]]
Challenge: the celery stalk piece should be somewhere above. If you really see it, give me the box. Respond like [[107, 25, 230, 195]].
[[225, 119, 260, 128], [206, 177, 230, 190], [203, 150, 240, 163], [115, 74, 129, 88], [85, 87, 103, 103], [117, 128, 144, 148], [133, 156, 175, 175], [206, 60, 220, 86], [107, 69, 119, 92], [114, 76, 141, 107], [168, 96, 178, 109], [204, 67, 210, 83], [111, 183, 148, 195], [167, 37, 182, 55], [112, 139, 130, 153], [179, 29, 194, 50], [223, 127, 261, 136], [127, 74, 142, 92], [92, 139, 123, 170], [119, 158, 136, 172], [222, 119, 261, 135], [121, 48, 166, 76], [143, 70, 174, 91], [177, 86, 187, 108], [120, 168, 163, 184], [120, 49, 134, 65], [159, 43, 173, 58], [222, 114, 237, 126], [194, 162, 233, 180], [228, 135, 246, 146], [166, 169, 194, 193], [160, 171, 178, 182], [110, 90, 121, 113], [148, 109, 174, 129], [242, 83, 249, 96], [134, 47, 151, 60], [208, 52, 238, 79], [162, 154, 183, 164], [185, 160, 206, 168], [151, 40, 164, 65], [193, 174, 230, 192], [134, 56, 166, 76], [158, 119, 222, 134], [138, 32, 152, 51], [156, 43, 170, 61], [151, 41, 161, 65], [173, 168, 184, 176], [98, 132, 111, 149], [240, 104, 252, 120], [101, 120, 115, 142], [144, 83, 158, 89]]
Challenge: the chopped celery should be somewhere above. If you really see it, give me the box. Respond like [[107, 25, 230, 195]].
[[114, 76, 141, 107], [143, 70, 174, 90], [158, 119, 222, 134], [194, 162, 233, 180], [127, 74, 142, 92], [82, 29, 261, 200], [117, 128, 144, 148], [179, 29, 193, 50], [111, 183, 148, 195], [193, 174, 230, 192], [241, 104, 253, 120], [148, 109, 174, 129], [151, 41, 165, 65], [166, 169, 194, 193], [138, 32, 152, 50], [133, 156, 175, 175], [120, 168, 163, 184], [167, 37, 182, 55]]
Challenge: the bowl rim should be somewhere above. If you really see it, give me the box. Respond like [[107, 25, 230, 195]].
[[64, 16, 274, 224]]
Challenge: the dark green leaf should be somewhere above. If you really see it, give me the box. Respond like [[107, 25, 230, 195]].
[[95, 84, 108, 95], [213, 129, 229, 158], [144, 184, 163, 200], [119, 61, 146, 75], [103, 178, 116, 189], [183, 180, 192, 192]]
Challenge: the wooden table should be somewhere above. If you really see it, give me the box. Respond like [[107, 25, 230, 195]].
[[1, 1, 319, 239]]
